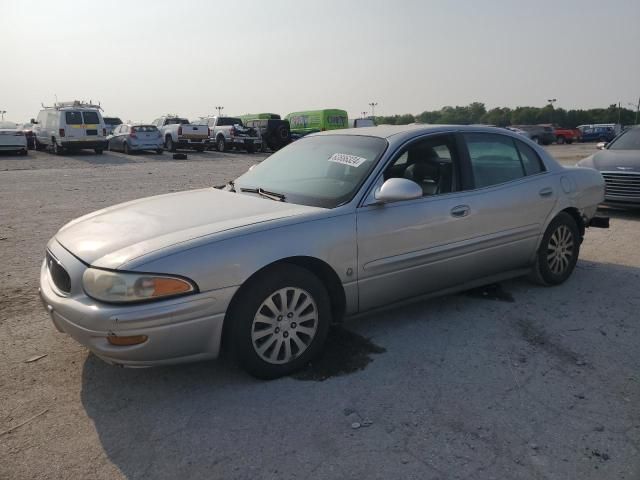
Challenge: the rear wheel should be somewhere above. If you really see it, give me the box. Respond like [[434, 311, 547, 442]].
[[166, 136, 176, 152], [123, 142, 130, 155], [556, 136, 565, 144], [216, 136, 226, 152], [530, 212, 580, 286], [94, 149, 103, 155], [228, 264, 331, 379]]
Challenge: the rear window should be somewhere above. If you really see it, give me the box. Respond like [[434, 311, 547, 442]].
[[65, 111, 83, 125], [132, 126, 158, 133], [103, 117, 122, 126], [217, 117, 243, 126], [82, 111, 100, 124], [164, 118, 189, 125]]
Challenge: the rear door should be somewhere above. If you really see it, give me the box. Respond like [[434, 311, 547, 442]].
[[81, 111, 102, 140], [63, 111, 84, 141]]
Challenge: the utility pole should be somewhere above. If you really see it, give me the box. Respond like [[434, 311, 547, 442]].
[[547, 98, 557, 124], [361, 111, 368, 119], [215, 106, 224, 116], [0, 110, 5, 121], [368, 102, 378, 118]]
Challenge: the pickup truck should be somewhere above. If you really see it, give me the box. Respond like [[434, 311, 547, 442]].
[[198, 116, 261, 153], [151, 116, 210, 152], [552, 126, 581, 144]]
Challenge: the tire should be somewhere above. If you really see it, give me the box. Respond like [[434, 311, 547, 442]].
[[216, 136, 226, 152], [530, 212, 580, 286], [123, 143, 130, 155], [166, 136, 176, 152], [246, 144, 255, 153], [228, 264, 331, 379], [156, 149, 163, 155], [95, 149, 103, 155], [52, 141, 63, 156], [556, 136, 565, 144]]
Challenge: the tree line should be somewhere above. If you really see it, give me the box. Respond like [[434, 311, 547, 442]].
[[374, 102, 639, 128]]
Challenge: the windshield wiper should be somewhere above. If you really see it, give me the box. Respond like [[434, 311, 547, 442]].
[[240, 186, 286, 202]]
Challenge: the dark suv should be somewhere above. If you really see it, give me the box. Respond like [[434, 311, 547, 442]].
[[511, 125, 556, 145], [245, 119, 291, 151]]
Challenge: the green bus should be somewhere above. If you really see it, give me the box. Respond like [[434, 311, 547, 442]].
[[237, 113, 281, 123], [285, 109, 348, 135]]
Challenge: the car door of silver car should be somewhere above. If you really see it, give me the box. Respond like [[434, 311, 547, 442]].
[[356, 132, 556, 312]]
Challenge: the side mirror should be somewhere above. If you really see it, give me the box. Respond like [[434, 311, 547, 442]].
[[374, 178, 423, 203], [596, 142, 607, 150]]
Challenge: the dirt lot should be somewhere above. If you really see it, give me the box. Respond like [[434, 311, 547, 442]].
[[1, 143, 639, 480]]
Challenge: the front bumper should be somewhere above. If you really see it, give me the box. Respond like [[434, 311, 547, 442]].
[[39, 239, 237, 367]]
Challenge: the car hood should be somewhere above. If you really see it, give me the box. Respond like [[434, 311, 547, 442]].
[[55, 188, 322, 268], [591, 150, 640, 172]]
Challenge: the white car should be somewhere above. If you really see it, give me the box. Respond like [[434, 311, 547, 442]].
[[32, 101, 108, 155], [0, 121, 28, 155]]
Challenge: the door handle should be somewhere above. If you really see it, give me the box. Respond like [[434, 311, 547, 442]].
[[450, 205, 470, 217], [539, 187, 553, 197]]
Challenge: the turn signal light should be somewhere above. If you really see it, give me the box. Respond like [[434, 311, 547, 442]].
[[107, 335, 148, 346]]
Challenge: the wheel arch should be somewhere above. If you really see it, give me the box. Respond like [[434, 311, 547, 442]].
[[560, 206, 585, 239], [221, 256, 347, 349]]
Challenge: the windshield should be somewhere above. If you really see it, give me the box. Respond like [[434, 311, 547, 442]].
[[234, 135, 387, 208], [608, 128, 640, 150]]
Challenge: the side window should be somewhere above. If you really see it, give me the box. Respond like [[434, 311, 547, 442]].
[[384, 135, 458, 196], [515, 140, 545, 175], [464, 133, 525, 188]]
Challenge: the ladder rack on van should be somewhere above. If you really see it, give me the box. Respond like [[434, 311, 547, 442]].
[[41, 100, 103, 110]]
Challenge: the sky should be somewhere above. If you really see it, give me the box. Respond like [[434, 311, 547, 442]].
[[1, 0, 639, 123]]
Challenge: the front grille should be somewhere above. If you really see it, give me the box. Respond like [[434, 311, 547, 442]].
[[602, 172, 640, 200], [86, 129, 98, 135], [46, 251, 71, 293]]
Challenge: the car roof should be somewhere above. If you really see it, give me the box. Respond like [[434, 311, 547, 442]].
[[313, 124, 513, 140]]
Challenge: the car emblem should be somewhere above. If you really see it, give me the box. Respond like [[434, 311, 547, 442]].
[[616, 166, 634, 171]]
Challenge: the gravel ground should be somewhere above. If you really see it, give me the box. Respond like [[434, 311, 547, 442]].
[[1, 144, 638, 480]]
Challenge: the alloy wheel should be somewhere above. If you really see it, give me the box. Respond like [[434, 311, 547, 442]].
[[251, 287, 318, 365], [547, 225, 574, 275]]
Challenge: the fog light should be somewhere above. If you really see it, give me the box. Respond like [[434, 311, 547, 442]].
[[107, 335, 148, 346]]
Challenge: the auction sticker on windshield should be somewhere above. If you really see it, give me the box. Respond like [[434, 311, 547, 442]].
[[328, 153, 368, 167]]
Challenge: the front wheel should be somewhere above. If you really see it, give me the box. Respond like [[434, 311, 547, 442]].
[[52, 141, 63, 155], [530, 212, 580, 286], [229, 264, 331, 379]]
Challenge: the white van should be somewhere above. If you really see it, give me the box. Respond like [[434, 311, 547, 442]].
[[32, 101, 108, 154]]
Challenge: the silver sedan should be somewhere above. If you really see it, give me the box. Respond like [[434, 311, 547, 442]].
[[40, 125, 607, 378], [107, 123, 164, 154]]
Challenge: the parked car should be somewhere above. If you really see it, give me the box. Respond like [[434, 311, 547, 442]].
[[577, 124, 617, 143], [551, 126, 581, 144], [103, 117, 123, 136], [349, 118, 376, 128], [0, 121, 28, 155], [151, 116, 210, 152], [285, 109, 348, 135], [244, 118, 291, 151], [197, 116, 261, 153], [32, 101, 108, 155], [40, 125, 607, 379], [108, 124, 164, 154], [509, 125, 556, 145], [577, 125, 640, 207]]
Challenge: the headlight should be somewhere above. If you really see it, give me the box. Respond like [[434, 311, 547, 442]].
[[82, 268, 197, 303]]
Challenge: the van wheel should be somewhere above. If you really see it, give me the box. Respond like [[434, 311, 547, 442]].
[[52, 141, 63, 155], [529, 212, 580, 286], [216, 136, 226, 152], [228, 264, 331, 379], [166, 136, 176, 152]]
